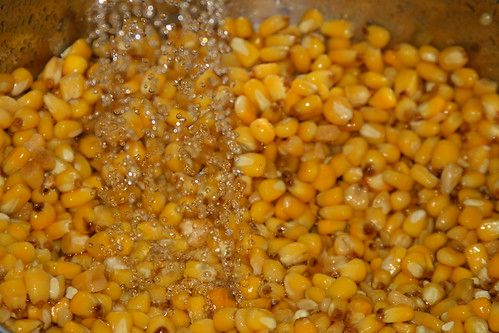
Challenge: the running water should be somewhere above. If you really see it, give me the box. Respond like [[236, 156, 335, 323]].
[[83, 0, 249, 304]]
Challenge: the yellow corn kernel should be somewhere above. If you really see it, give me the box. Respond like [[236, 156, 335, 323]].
[[105, 312, 133, 333], [235, 126, 258, 151], [54, 120, 83, 139], [69, 291, 101, 318], [0, 278, 27, 310], [395, 43, 419, 67], [292, 93, 323, 119], [298, 8, 324, 34], [323, 95, 353, 125], [7, 241, 35, 263], [17, 90, 43, 111], [244, 79, 271, 111], [477, 218, 499, 242], [419, 96, 446, 119], [339, 258, 368, 282], [249, 118, 275, 144], [144, 315, 174, 333], [383, 169, 413, 191], [316, 187, 343, 208], [252, 63, 280, 79], [0, 107, 14, 129], [316, 219, 345, 235], [260, 46, 289, 62], [382, 305, 414, 323], [3, 146, 30, 175], [416, 61, 447, 83], [345, 85, 371, 107], [436, 246, 466, 267], [259, 15, 289, 36], [235, 153, 266, 177], [265, 34, 296, 47], [410, 164, 438, 188], [355, 314, 384, 333], [234, 16, 253, 38], [11, 67, 33, 96], [257, 178, 286, 202], [9, 319, 44, 332], [190, 319, 216, 333], [301, 35, 326, 59], [430, 139, 459, 170], [278, 242, 308, 266], [60, 187, 95, 208], [319, 204, 353, 220], [272, 118, 298, 139], [321, 19, 353, 38], [369, 87, 396, 109], [231, 38, 259, 68], [438, 46, 468, 71], [365, 24, 390, 48], [0, 73, 14, 94], [184, 260, 216, 282], [64, 40, 91, 61], [0, 183, 31, 214], [62, 54, 89, 76]]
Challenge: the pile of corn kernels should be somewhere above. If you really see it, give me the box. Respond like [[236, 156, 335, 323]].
[[0, 2, 498, 333]]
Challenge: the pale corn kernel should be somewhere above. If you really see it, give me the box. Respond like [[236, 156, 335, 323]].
[[60, 74, 85, 101], [263, 74, 287, 101], [44, 93, 71, 121]]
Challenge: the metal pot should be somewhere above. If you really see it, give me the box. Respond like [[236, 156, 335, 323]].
[[0, 0, 498, 81]]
